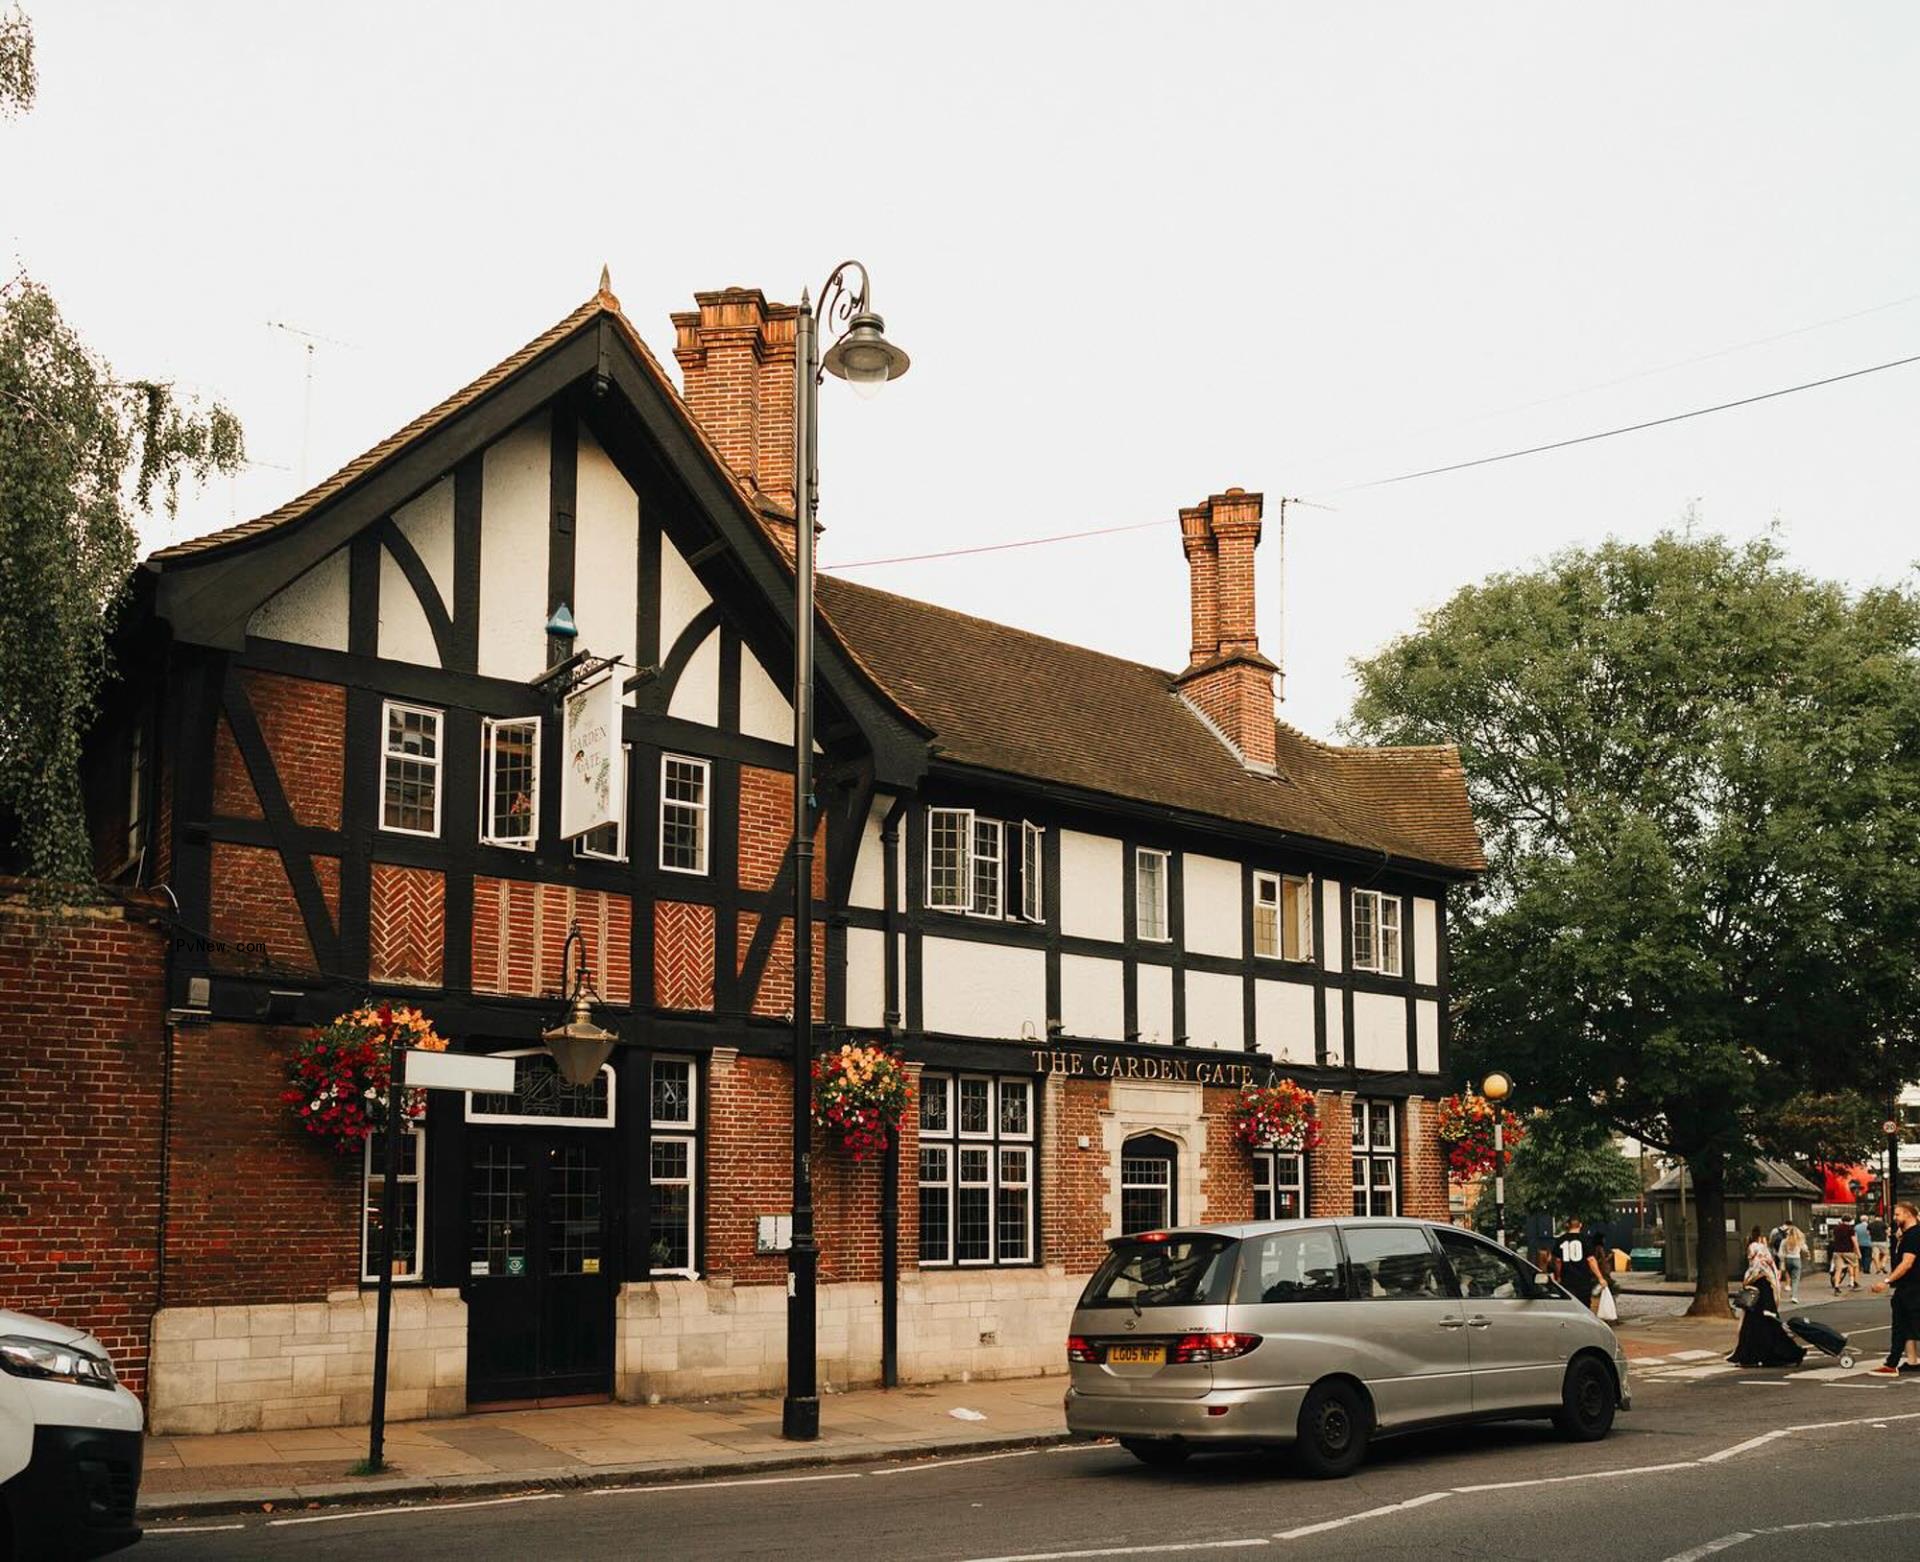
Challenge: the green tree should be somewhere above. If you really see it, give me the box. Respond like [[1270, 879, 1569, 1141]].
[[1471, 1110, 1642, 1237], [1347, 533, 1920, 1314], [1, 8, 242, 885], [1753, 1090, 1888, 1170]]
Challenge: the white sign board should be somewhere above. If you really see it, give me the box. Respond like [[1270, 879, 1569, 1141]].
[[405, 1050, 517, 1094], [560, 672, 622, 840]]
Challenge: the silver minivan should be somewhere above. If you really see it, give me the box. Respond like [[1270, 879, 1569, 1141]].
[[1064, 1218, 1629, 1477]]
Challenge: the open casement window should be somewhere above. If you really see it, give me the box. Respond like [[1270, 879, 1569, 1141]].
[[126, 722, 148, 864], [648, 1057, 698, 1276], [362, 1127, 425, 1283], [575, 744, 632, 861], [1135, 848, 1170, 943], [480, 716, 540, 849], [1019, 822, 1044, 922], [1352, 889, 1402, 975], [659, 754, 710, 875], [380, 701, 441, 836], [1351, 1099, 1399, 1216], [1120, 1133, 1178, 1234], [1255, 872, 1314, 960], [918, 1074, 1034, 1266]]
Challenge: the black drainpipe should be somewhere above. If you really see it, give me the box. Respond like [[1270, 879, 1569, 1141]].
[[880, 796, 907, 1388]]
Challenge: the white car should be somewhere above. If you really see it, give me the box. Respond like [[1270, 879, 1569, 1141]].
[[0, 1308, 144, 1559]]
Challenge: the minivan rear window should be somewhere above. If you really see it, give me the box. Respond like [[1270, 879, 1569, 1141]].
[[1079, 1235, 1237, 1309], [1236, 1226, 1344, 1304]]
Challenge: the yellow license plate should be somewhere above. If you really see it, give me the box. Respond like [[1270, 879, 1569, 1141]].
[[1105, 1343, 1166, 1366]]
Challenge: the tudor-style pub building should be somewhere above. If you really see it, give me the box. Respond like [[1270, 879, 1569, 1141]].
[[72, 278, 1483, 1433]]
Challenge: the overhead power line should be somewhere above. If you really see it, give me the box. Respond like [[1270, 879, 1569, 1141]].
[[822, 348, 1920, 571]]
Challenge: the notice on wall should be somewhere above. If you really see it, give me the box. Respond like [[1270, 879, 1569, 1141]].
[[561, 671, 622, 840]]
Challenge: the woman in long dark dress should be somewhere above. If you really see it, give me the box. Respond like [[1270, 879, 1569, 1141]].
[[1728, 1226, 1806, 1367]]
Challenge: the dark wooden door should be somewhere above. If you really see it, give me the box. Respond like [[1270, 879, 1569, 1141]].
[[464, 1131, 614, 1405]]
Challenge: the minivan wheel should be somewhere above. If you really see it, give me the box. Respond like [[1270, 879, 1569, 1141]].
[[1553, 1356, 1616, 1441], [1119, 1438, 1190, 1469], [1294, 1380, 1369, 1479]]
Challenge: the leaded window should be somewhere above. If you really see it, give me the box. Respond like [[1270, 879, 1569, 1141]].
[[1120, 1133, 1178, 1233], [1351, 1099, 1399, 1216], [648, 1057, 697, 1275], [362, 1127, 425, 1283], [1352, 889, 1402, 975], [481, 716, 540, 849], [380, 701, 441, 836], [1136, 848, 1170, 942], [919, 1074, 1033, 1266]]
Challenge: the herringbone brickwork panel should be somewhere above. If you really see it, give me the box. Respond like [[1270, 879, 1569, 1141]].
[[654, 901, 715, 1011], [736, 911, 824, 1020], [369, 863, 444, 987]]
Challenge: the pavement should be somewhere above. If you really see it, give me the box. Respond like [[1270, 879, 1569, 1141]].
[[138, 1291, 1920, 1560]]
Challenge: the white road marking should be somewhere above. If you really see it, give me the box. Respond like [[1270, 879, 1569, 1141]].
[[1736, 1380, 1790, 1386], [1699, 1431, 1787, 1463], [1658, 1510, 1920, 1560], [1659, 1535, 1754, 1562], [1452, 1461, 1698, 1493], [269, 1492, 566, 1526], [1272, 1490, 1451, 1539], [146, 1524, 246, 1536], [1662, 1365, 1741, 1379], [586, 1471, 866, 1495], [961, 1540, 1271, 1561], [873, 1448, 1040, 1475], [1668, 1349, 1721, 1361]]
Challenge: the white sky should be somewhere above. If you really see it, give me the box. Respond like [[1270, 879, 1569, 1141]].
[[8, 3, 1919, 738]]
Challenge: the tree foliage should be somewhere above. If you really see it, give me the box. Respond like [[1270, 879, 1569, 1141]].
[[1471, 1109, 1642, 1236], [0, 280, 243, 885], [1346, 533, 1920, 1311], [0, 5, 33, 118], [1752, 1090, 1889, 1169]]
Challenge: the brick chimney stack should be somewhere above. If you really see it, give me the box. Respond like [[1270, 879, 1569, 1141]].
[[671, 288, 800, 556], [1174, 488, 1279, 771]]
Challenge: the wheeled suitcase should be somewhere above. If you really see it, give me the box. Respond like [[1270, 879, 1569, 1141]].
[[1786, 1313, 1855, 1368]]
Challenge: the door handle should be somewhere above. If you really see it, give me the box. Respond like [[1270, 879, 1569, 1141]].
[[1438, 1318, 1467, 1329], [1467, 1316, 1492, 1329]]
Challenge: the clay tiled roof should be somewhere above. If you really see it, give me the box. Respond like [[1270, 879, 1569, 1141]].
[[815, 576, 1484, 876]]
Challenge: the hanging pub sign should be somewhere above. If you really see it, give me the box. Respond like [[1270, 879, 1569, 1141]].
[[560, 671, 622, 839]]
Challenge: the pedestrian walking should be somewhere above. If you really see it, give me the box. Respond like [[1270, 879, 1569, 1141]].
[[1553, 1216, 1607, 1312], [1829, 1214, 1859, 1293], [1868, 1202, 1920, 1376], [1857, 1213, 1875, 1278], [1728, 1228, 1805, 1367], [1870, 1214, 1890, 1274], [1779, 1223, 1809, 1303]]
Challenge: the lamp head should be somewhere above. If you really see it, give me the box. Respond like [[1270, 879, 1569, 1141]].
[[1480, 1071, 1513, 1102], [822, 311, 910, 399], [541, 993, 618, 1087]]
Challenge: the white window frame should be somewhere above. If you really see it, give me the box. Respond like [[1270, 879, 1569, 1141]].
[[918, 1073, 1034, 1268], [480, 715, 541, 850], [1352, 889, 1402, 976], [658, 753, 711, 876], [1254, 872, 1314, 961], [1120, 1137, 1176, 1234], [1253, 1149, 1308, 1222], [361, 1126, 426, 1284], [969, 818, 1003, 919], [465, 1049, 618, 1128], [1284, 873, 1314, 961], [647, 1055, 698, 1278], [379, 700, 443, 838], [1351, 1098, 1400, 1217], [126, 722, 148, 861], [1253, 870, 1282, 959], [1020, 821, 1044, 922], [575, 743, 632, 862], [1135, 848, 1170, 943], [926, 806, 973, 912]]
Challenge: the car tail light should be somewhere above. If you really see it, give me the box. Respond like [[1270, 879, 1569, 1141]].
[[1170, 1332, 1261, 1364], [1067, 1335, 1096, 1364]]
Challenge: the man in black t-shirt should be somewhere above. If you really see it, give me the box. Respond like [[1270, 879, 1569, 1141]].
[[1553, 1216, 1607, 1310], [1870, 1202, 1920, 1374]]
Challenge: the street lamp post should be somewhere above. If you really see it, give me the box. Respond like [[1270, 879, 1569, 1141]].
[[783, 263, 909, 1443], [1481, 1071, 1513, 1250]]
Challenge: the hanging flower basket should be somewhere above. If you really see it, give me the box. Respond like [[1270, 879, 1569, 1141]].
[[1435, 1092, 1525, 1178], [281, 1003, 450, 1155], [812, 1043, 912, 1161], [1233, 1079, 1322, 1152]]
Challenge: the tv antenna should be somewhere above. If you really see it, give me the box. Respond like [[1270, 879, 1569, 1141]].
[[266, 320, 359, 486]]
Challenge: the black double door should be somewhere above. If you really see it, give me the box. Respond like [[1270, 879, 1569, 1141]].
[[463, 1130, 615, 1405]]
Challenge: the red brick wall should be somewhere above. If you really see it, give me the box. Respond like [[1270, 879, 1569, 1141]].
[[0, 898, 166, 1395], [208, 842, 341, 973], [211, 672, 345, 830], [738, 765, 825, 898], [703, 1052, 791, 1285], [1311, 1092, 1356, 1219], [654, 901, 715, 1010], [1401, 1096, 1450, 1221], [163, 1021, 359, 1306], [736, 912, 825, 1020], [1202, 1085, 1253, 1222], [471, 878, 632, 1003], [1043, 1077, 1111, 1273], [368, 863, 445, 987]]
